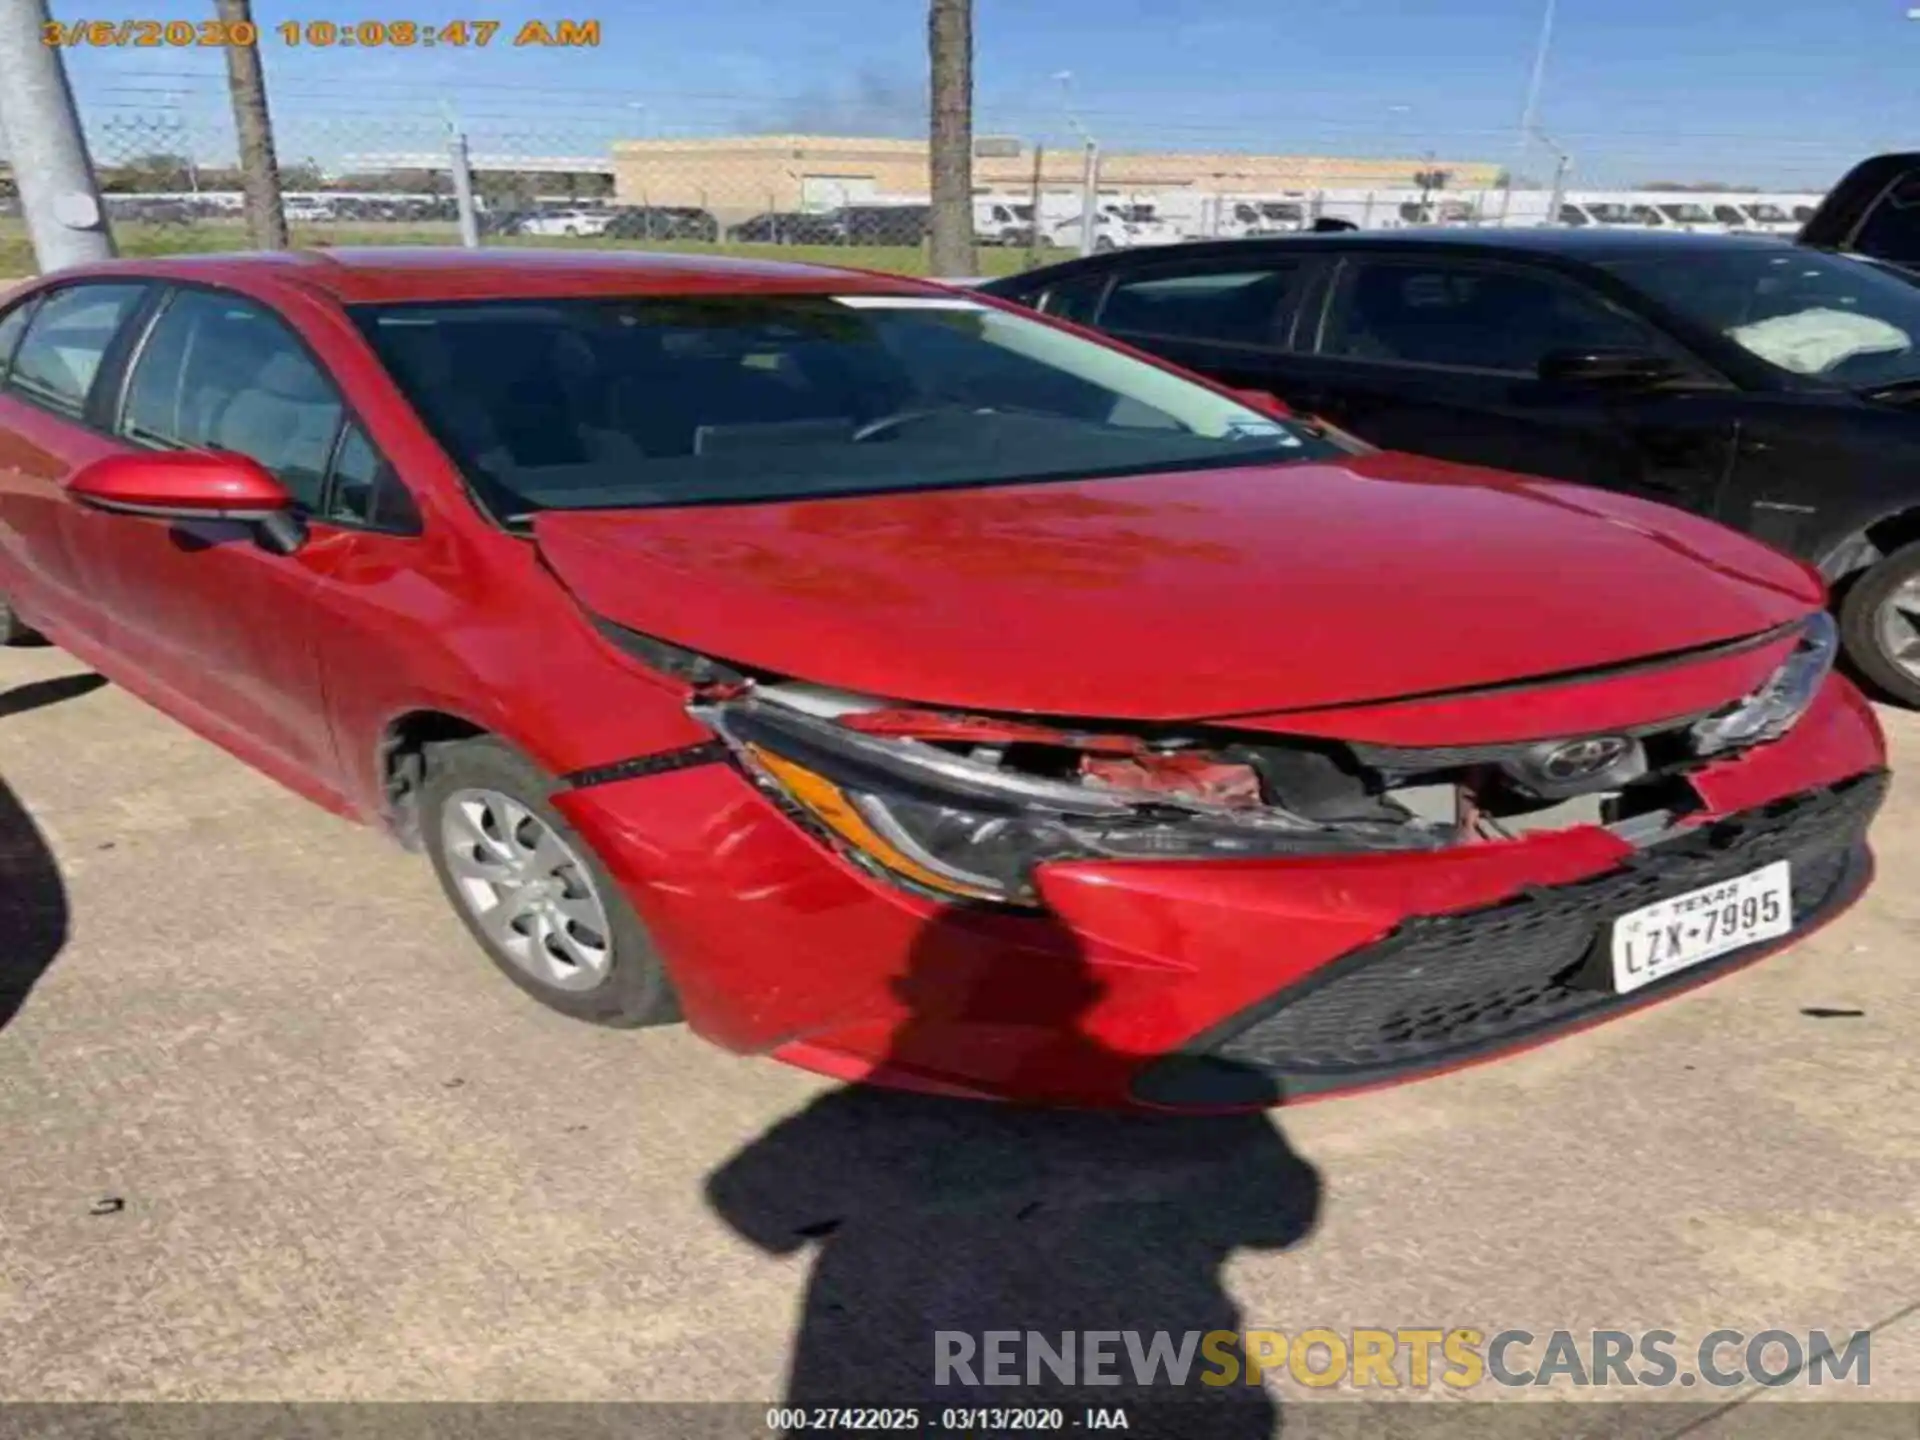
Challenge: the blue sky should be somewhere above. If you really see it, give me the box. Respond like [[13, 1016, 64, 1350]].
[[51, 0, 1920, 187]]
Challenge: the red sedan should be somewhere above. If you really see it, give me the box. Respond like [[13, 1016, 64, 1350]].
[[0, 249, 1887, 1109]]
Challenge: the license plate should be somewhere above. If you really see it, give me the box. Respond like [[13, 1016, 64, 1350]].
[[1609, 861, 1792, 995]]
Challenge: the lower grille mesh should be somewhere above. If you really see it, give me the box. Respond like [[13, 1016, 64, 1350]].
[[1137, 772, 1885, 1103]]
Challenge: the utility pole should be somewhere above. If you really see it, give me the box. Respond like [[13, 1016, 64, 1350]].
[[1024, 141, 1044, 269], [926, 0, 975, 278], [215, 0, 287, 248], [0, 0, 115, 270], [1054, 71, 1100, 257]]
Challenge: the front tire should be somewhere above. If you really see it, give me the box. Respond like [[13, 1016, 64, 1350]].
[[1838, 539, 1920, 706], [421, 737, 678, 1027]]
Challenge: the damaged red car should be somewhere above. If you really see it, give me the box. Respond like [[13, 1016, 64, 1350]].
[[0, 250, 1888, 1108]]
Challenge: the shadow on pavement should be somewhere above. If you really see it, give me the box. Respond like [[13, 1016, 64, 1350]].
[[0, 776, 68, 1030], [707, 909, 1322, 1437], [0, 671, 105, 720]]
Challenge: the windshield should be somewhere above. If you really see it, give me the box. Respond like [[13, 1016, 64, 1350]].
[[1587, 204, 1635, 224], [1603, 249, 1920, 385], [354, 294, 1337, 517], [1260, 203, 1303, 220], [1656, 203, 1715, 224]]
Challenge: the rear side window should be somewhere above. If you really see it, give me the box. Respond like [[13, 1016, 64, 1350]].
[[1099, 264, 1302, 346], [120, 288, 344, 508], [6, 284, 147, 420]]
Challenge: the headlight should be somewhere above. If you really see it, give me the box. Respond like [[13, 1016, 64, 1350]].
[[699, 698, 1443, 905], [1690, 611, 1838, 757]]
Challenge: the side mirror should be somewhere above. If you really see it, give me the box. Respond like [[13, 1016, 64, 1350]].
[[1231, 388, 1293, 417], [68, 451, 307, 555], [1537, 347, 1686, 391]]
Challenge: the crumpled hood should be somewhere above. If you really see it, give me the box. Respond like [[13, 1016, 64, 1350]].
[[534, 451, 1822, 721]]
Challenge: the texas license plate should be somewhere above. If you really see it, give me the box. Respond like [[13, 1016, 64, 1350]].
[[1609, 861, 1792, 995]]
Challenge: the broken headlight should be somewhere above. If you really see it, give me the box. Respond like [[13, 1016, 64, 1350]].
[[1690, 611, 1838, 757], [699, 698, 1445, 905]]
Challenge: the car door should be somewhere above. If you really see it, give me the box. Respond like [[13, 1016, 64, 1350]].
[[1080, 254, 1323, 395], [69, 283, 367, 785], [0, 281, 155, 649], [1281, 253, 1742, 516]]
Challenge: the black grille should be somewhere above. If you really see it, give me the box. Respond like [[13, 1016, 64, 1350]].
[[1135, 772, 1886, 1106]]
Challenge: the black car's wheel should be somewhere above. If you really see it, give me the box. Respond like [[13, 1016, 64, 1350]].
[[421, 736, 679, 1027], [1839, 539, 1920, 706], [0, 592, 44, 647]]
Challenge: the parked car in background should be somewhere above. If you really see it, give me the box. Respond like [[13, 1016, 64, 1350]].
[[604, 207, 721, 243], [974, 198, 1040, 247], [838, 203, 931, 246], [725, 211, 848, 245], [519, 208, 614, 239], [0, 249, 1884, 1107], [981, 199, 1920, 703]]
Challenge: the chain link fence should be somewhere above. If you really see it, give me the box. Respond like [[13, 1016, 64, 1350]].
[[1, 67, 1889, 278]]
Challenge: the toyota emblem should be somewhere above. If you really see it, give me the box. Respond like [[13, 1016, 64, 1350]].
[[1539, 735, 1634, 781]]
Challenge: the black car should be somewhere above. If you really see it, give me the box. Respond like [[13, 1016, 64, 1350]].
[[725, 211, 848, 245], [979, 153, 1920, 703], [604, 206, 720, 242]]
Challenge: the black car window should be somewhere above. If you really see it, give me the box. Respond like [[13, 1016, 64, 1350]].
[[1098, 264, 1303, 347], [0, 295, 40, 381], [1035, 271, 1109, 324], [327, 419, 421, 533], [1321, 259, 1673, 375], [120, 288, 344, 508], [6, 284, 147, 420], [1853, 171, 1920, 266]]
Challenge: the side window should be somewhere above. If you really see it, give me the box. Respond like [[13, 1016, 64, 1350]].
[[1321, 260, 1680, 375], [0, 296, 41, 382], [1713, 205, 1747, 226], [326, 421, 420, 533], [1558, 205, 1589, 227], [6, 284, 147, 420], [1854, 171, 1920, 266], [1034, 270, 1109, 324], [121, 288, 343, 508], [1097, 264, 1302, 346]]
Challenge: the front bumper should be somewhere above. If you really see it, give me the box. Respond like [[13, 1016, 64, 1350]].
[[552, 676, 1888, 1110], [1134, 770, 1883, 1107]]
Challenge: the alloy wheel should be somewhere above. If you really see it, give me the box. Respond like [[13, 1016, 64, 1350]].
[[1873, 576, 1920, 684], [440, 788, 613, 992]]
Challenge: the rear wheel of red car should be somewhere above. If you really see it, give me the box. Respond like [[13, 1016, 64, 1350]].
[[1839, 540, 1920, 707], [421, 737, 678, 1027], [0, 593, 44, 647]]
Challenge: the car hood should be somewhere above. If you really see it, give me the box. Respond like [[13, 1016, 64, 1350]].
[[533, 452, 1822, 721]]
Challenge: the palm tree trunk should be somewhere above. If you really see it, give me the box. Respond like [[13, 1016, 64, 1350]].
[[927, 0, 975, 279]]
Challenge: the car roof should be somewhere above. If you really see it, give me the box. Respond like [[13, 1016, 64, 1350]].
[[999, 227, 1801, 277], [48, 246, 943, 306]]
